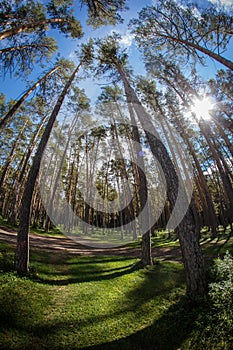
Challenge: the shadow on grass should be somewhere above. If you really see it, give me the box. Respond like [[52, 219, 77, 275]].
[[201, 237, 233, 258], [1, 299, 196, 350], [81, 300, 198, 350], [0, 244, 202, 350], [32, 257, 144, 285], [0, 263, 197, 350]]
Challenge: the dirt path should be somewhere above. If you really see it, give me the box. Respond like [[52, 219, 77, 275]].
[[0, 226, 182, 262]]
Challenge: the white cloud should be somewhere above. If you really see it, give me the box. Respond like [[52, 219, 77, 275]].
[[68, 51, 77, 61], [209, 0, 233, 5], [119, 32, 134, 47], [110, 30, 134, 48]]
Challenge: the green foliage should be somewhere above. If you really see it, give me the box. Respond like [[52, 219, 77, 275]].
[[185, 251, 233, 349], [130, 0, 233, 70], [83, 0, 127, 27], [209, 250, 233, 316]]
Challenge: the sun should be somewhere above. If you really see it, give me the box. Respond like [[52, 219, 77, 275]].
[[190, 96, 214, 120]]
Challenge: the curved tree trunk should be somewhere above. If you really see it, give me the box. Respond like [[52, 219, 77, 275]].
[[14, 62, 82, 274], [0, 65, 60, 130], [158, 33, 233, 71], [114, 61, 206, 299]]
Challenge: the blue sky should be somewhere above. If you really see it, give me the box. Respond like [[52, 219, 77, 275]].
[[0, 0, 233, 104]]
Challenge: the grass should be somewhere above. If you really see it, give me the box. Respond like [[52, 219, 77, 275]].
[[201, 236, 233, 257], [0, 229, 233, 349], [0, 240, 190, 350], [0, 216, 64, 237], [29, 226, 65, 237]]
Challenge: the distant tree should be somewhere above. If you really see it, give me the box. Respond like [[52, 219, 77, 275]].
[[97, 86, 138, 242]]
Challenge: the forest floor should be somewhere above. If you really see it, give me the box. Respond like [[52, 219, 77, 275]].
[[0, 225, 232, 262], [0, 225, 232, 350], [0, 225, 182, 262]]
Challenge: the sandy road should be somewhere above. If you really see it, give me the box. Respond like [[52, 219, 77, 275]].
[[0, 225, 182, 261]]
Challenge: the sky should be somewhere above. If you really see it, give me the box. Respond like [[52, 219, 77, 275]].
[[0, 0, 233, 104]]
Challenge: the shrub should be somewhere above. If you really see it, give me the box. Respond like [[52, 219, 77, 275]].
[[186, 251, 233, 349], [208, 251, 233, 335]]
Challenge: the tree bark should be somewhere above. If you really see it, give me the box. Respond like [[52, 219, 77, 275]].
[[0, 65, 60, 130], [0, 18, 67, 41], [114, 61, 206, 298], [156, 32, 233, 71], [0, 119, 28, 189], [14, 62, 82, 274]]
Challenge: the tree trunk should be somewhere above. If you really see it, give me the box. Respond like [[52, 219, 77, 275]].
[[14, 62, 82, 274], [0, 65, 60, 130], [0, 18, 67, 41], [127, 103, 152, 265], [170, 111, 218, 237], [8, 116, 48, 225], [114, 61, 206, 298], [0, 119, 28, 189], [199, 121, 233, 209], [159, 33, 233, 71]]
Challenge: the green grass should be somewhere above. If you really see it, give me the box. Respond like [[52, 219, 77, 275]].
[[201, 236, 233, 257], [0, 241, 189, 350], [0, 215, 64, 237], [29, 225, 65, 237], [0, 232, 233, 349]]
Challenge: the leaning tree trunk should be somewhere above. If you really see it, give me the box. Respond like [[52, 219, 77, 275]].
[[157, 33, 233, 71], [114, 60, 206, 299], [0, 65, 61, 130], [170, 110, 218, 237], [14, 62, 82, 274], [127, 103, 152, 265], [8, 115, 48, 225], [0, 18, 67, 41], [0, 119, 28, 190]]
